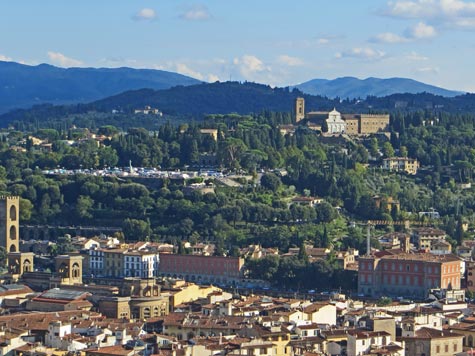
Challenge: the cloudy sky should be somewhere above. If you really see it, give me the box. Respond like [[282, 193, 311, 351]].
[[1, 0, 475, 91]]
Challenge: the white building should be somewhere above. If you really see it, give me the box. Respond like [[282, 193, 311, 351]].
[[303, 302, 337, 326], [347, 330, 395, 356], [89, 248, 105, 277], [89, 248, 160, 278], [325, 108, 346, 134], [124, 250, 160, 278], [46, 321, 88, 351]]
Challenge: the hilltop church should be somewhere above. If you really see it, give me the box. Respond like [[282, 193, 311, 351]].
[[293, 97, 390, 135]]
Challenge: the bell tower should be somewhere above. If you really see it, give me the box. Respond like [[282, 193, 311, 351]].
[[0, 196, 20, 254], [295, 97, 305, 123], [1, 196, 35, 279], [55, 255, 83, 285]]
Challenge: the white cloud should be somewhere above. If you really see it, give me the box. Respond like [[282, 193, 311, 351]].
[[175, 63, 205, 80], [385, 0, 438, 18], [0, 54, 12, 62], [47, 51, 83, 67], [315, 34, 344, 45], [371, 21, 437, 44], [134, 8, 157, 21], [231, 55, 280, 83], [406, 21, 437, 38], [371, 32, 410, 43], [233, 55, 268, 77], [335, 47, 386, 60], [384, 0, 475, 28], [208, 74, 220, 82], [416, 66, 440, 73], [277, 55, 304, 66], [406, 51, 429, 60], [153, 60, 222, 82], [180, 5, 211, 21]]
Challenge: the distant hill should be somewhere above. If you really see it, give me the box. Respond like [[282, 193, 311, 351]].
[[88, 82, 343, 115], [0, 82, 343, 126], [0, 61, 201, 114], [294, 77, 463, 99], [4, 81, 475, 129]]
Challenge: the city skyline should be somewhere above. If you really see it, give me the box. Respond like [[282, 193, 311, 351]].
[[1, 0, 475, 92]]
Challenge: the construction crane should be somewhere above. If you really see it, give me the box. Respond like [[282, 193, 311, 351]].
[[352, 219, 438, 256]]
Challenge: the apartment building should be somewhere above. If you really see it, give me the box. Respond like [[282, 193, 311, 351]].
[[89, 247, 159, 279], [358, 252, 461, 298], [412, 227, 447, 251]]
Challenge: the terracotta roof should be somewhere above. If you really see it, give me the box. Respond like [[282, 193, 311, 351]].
[[86, 345, 135, 356], [406, 327, 463, 339], [0, 284, 34, 297], [303, 302, 332, 314], [348, 330, 390, 339]]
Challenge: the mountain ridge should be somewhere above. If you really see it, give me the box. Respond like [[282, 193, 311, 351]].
[[0, 60, 202, 114], [294, 76, 463, 99], [5, 81, 475, 130]]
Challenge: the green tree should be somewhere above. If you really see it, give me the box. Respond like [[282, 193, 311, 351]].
[[369, 138, 379, 157], [315, 202, 337, 223], [261, 173, 282, 191], [123, 218, 151, 241], [0, 247, 6, 268], [76, 195, 94, 220], [382, 142, 395, 158], [19, 198, 33, 221]]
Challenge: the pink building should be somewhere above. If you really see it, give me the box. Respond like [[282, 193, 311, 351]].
[[158, 254, 244, 286], [358, 251, 461, 298]]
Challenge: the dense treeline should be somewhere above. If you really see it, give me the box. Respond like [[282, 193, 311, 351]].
[[4, 81, 475, 129], [2, 108, 475, 288], [2, 110, 475, 230]]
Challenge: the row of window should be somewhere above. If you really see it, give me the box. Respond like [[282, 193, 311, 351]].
[[435, 344, 458, 353], [362, 261, 455, 274]]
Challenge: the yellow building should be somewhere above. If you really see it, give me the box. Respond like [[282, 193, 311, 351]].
[[339, 113, 390, 135], [104, 249, 125, 278], [200, 129, 219, 141], [359, 114, 390, 134], [168, 281, 222, 309], [382, 157, 420, 175], [343, 115, 360, 135]]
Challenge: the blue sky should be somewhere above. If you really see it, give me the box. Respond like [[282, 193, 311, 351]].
[[1, 0, 475, 91]]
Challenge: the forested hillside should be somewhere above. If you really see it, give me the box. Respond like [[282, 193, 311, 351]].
[[4, 81, 475, 130]]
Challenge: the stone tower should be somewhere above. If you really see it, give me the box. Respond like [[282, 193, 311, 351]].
[[0, 196, 20, 253], [8, 252, 35, 276], [295, 97, 305, 123], [55, 255, 83, 285]]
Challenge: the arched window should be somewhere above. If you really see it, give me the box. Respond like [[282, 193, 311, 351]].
[[72, 263, 80, 278], [9, 226, 17, 240], [23, 259, 31, 272], [10, 205, 17, 221]]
